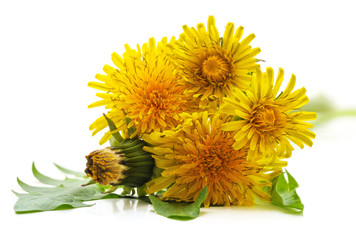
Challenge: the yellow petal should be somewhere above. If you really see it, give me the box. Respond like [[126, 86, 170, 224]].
[[289, 111, 317, 121], [234, 89, 252, 109], [88, 82, 110, 91], [222, 120, 249, 131], [280, 74, 296, 98], [222, 22, 234, 51], [146, 177, 175, 194], [271, 68, 285, 98]]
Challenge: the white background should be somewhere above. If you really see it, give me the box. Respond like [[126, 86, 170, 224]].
[[1, 0, 356, 239]]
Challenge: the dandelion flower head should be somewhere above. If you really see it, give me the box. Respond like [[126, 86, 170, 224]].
[[171, 16, 261, 109], [88, 37, 191, 143], [221, 67, 317, 159], [143, 112, 287, 207]]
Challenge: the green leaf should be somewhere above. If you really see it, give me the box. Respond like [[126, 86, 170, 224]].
[[149, 186, 208, 220], [103, 114, 124, 143], [301, 94, 334, 113], [13, 162, 119, 213], [53, 163, 86, 178], [270, 170, 304, 213]]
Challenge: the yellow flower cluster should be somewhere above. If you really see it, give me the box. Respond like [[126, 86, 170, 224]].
[[88, 16, 316, 207]]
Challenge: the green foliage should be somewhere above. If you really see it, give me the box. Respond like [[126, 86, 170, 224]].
[[53, 163, 85, 178], [270, 170, 304, 213], [149, 186, 208, 220], [301, 94, 356, 127], [13, 163, 119, 213]]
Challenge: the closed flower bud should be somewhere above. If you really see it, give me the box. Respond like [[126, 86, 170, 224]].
[[85, 138, 154, 188]]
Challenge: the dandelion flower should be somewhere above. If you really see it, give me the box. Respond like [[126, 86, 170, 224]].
[[88, 37, 191, 143], [143, 112, 286, 207], [221, 67, 317, 159], [171, 16, 261, 109]]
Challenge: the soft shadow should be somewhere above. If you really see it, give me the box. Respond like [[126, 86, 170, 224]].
[[209, 203, 304, 216], [106, 197, 152, 214]]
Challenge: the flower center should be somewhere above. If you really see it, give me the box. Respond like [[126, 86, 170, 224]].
[[251, 102, 287, 135], [201, 55, 230, 86], [193, 134, 246, 180], [147, 90, 167, 110]]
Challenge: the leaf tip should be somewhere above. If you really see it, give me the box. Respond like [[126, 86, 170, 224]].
[[11, 189, 21, 197], [31, 162, 38, 175]]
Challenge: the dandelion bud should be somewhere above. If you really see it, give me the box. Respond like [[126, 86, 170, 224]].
[[85, 138, 154, 188]]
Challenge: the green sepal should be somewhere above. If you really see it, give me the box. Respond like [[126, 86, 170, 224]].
[[122, 150, 151, 160], [151, 166, 164, 179], [121, 186, 135, 196], [232, 115, 244, 121], [114, 138, 142, 149], [275, 91, 283, 100], [115, 143, 146, 155], [149, 186, 208, 220], [121, 176, 150, 188], [125, 117, 136, 137], [137, 184, 147, 197], [270, 170, 304, 213], [110, 136, 121, 147], [122, 158, 154, 168], [112, 137, 154, 188], [103, 114, 124, 144]]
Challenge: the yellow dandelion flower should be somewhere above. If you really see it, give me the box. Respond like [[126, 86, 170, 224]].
[[221, 67, 317, 159], [88, 37, 191, 143], [143, 112, 287, 207], [171, 16, 261, 108]]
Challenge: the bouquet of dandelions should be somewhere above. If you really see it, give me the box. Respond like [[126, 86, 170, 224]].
[[14, 16, 317, 219]]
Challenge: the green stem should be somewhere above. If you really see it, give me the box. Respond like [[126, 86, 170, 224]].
[[313, 109, 356, 127]]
